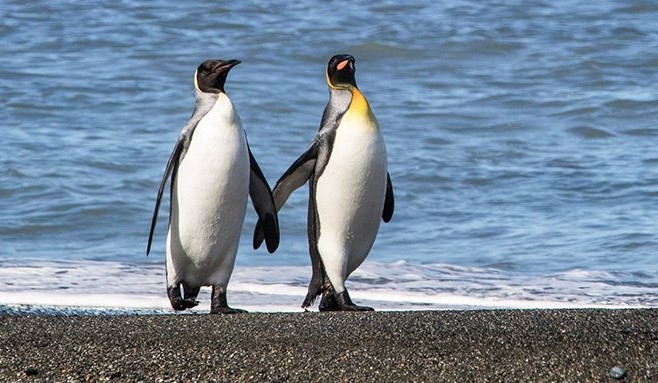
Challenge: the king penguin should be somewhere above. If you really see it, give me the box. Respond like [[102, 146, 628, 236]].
[[147, 59, 280, 314], [254, 54, 394, 311]]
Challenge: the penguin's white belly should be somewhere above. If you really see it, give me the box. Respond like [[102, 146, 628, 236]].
[[167, 99, 249, 287], [315, 119, 387, 280]]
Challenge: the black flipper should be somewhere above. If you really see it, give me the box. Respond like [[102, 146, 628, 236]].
[[247, 144, 280, 253], [382, 172, 394, 223], [253, 139, 321, 249], [146, 138, 185, 256], [146, 91, 216, 257]]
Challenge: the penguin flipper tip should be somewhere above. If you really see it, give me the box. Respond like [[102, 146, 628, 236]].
[[263, 215, 280, 254], [252, 220, 266, 250], [265, 238, 279, 254]]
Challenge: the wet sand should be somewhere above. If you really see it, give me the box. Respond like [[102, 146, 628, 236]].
[[0, 309, 656, 382]]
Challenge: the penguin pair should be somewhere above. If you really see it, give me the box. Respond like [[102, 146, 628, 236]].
[[147, 55, 394, 314]]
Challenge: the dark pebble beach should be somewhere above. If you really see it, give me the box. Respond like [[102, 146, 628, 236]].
[[1, 309, 656, 382]]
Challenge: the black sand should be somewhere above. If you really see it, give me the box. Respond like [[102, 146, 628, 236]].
[[0, 309, 656, 382]]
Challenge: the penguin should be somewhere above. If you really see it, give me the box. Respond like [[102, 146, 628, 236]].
[[254, 54, 394, 311], [147, 59, 279, 314]]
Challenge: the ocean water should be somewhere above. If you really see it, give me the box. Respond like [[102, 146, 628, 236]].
[[1, 1, 657, 312]]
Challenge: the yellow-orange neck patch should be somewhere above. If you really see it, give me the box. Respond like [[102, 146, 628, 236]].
[[350, 88, 373, 117]]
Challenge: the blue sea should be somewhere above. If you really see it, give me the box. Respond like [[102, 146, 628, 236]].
[[1, 1, 657, 313]]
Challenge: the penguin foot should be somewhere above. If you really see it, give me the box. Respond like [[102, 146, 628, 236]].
[[210, 285, 245, 314], [170, 298, 199, 310], [338, 303, 374, 312], [182, 283, 201, 301], [318, 304, 341, 311], [168, 285, 189, 311], [167, 284, 201, 311], [169, 299, 199, 310], [210, 306, 247, 315], [170, 298, 187, 311], [182, 298, 199, 309], [334, 290, 374, 312], [318, 290, 340, 312]]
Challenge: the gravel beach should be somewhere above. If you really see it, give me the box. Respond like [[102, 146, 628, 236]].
[[0, 309, 656, 382]]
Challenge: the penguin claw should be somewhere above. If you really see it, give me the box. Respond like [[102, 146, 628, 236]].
[[182, 299, 199, 309]]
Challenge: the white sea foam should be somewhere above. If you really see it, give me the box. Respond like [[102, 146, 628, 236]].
[[0, 259, 654, 314]]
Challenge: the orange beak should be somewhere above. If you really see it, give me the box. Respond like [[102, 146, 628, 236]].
[[336, 59, 350, 71]]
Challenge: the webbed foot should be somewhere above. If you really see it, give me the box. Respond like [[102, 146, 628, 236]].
[[182, 298, 199, 309], [335, 290, 374, 312], [210, 306, 247, 315], [168, 284, 201, 311], [167, 285, 187, 311]]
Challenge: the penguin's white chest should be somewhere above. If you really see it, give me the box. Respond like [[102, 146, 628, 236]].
[[167, 94, 249, 285], [315, 111, 387, 275]]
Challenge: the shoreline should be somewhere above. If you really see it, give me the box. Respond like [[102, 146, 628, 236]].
[[1, 309, 656, 382]]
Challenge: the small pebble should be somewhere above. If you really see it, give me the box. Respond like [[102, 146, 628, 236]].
[[107, 370, 122, 379], [24, 367, 38, 376], [609, 366, 627, 380]]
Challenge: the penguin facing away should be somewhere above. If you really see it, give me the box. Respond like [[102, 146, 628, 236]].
[[147, 59, 280, 314], [254, 54, 394, 311]]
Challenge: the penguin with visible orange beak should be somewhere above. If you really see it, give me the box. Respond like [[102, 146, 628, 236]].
[[254, 54, 394, 311]]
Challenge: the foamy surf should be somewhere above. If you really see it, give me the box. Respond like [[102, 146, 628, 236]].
[[0, 259, 654, 314]]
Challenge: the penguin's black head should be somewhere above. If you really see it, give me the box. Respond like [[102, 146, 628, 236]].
[[195, 59, 241, 94], [326, 54, 357, 89]]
